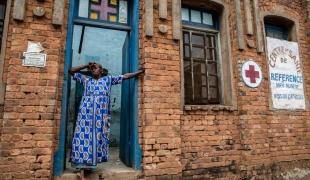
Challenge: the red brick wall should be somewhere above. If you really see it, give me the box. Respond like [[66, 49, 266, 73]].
[[139, 0, 310, 179], [139, 0, 183, 178], [0, 0, 68, 179], [0, 0, 309, 179]]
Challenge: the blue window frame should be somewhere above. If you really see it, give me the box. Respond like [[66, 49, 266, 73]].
[[265, 23, 289, 40], [181, 6, 219, 30]]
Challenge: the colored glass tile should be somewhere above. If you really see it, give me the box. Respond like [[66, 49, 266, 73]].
[[90, 0, 117, 21], [79, 0, 89, 18], [91, 0, 101, 4], [78, 0, 128, 24], [181, 7, 216, 28], [182, 8, 189, 21], [108, 14, 117, 22], [118, 0, 128, 23], [109, 0, 118, 6], [191, 10, 201, 23], [202, 12, 213, 25], [90, 11, 99, 20]]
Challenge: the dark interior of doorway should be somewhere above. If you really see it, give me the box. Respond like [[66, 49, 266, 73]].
[[65, 25, 131, 171], [65, 79, 129, 173]]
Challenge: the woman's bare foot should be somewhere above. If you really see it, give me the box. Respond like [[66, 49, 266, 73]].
[[77, 169, 86, 180]]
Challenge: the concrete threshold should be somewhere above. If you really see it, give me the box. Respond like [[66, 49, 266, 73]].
[[55, 147, 142, 180]]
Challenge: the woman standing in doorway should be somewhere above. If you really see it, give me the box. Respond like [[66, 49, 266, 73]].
[[69, 62, 144, 180]]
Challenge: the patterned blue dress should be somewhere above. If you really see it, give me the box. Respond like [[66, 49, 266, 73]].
[[70, 72, 123, 168]]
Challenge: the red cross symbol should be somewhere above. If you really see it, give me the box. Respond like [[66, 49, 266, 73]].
[[91, 0, 117, 20], [245, 65, 260, 83]]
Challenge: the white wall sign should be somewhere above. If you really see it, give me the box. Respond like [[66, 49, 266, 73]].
[[22, 52, 46, 67], [267, 37, 305, 109], [241, 60, 263, 88]]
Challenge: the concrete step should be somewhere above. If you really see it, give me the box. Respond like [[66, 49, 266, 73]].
[[99, 170, 141, 180], [55, 170, 142, 180], [54, 172, 79, 180], [55, 172, 100, 180]]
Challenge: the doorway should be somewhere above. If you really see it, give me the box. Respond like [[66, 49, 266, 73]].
[[66, 26, 128, 170], [53, 0, 141, 176]]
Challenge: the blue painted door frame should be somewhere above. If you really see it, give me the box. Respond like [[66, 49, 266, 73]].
[[53, 0, 141, 176], [120, 34, 131, 165]]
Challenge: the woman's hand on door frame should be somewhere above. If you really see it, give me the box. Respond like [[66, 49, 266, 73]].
[[123, 68, 145, 80]]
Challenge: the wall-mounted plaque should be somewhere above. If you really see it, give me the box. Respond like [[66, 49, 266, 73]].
[[267, 37, 305, 110], [22, 52, 46, 67], [241, 60, 263, 88]]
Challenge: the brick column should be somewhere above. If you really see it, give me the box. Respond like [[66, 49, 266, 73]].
[[0, 0, 67, 179], [139, 0, 182, 178]]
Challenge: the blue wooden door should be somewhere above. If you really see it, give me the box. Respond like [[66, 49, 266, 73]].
[[120, 35, 131, 166]]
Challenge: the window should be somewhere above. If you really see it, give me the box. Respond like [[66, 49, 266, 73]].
[[265, 23, 288, 40], [183, 30, 219, 104], [182, 7, 218, 29], [181, 1, 235, 108], [0, 0, 6, 53], [78, 0, 128, 24], [264, 15, 295, 42], [182, 7, 220, 105]]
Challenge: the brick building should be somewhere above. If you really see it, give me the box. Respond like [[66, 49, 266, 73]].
[[0, 0, 310, 179]]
